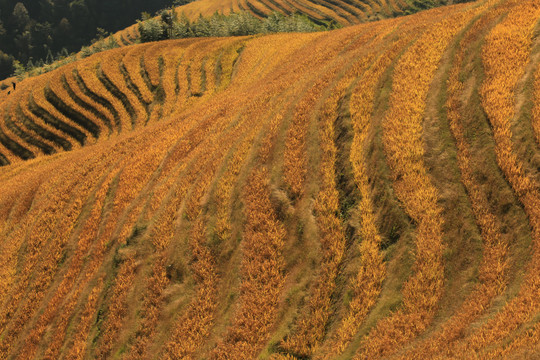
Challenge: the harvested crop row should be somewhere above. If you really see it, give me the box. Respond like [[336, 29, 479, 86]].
[[31, 73, 94, 144], [86, 122, 203, 359], [162, 217, 218, 360], [7, 106, 196, 360], [105, 120, 230, 359], [61, 277, 105, 360], [282, 25, 380, 199], [353, 4, 480, 359], [111, 39, 240, 248], [160, 68, 297, 359], [17, 95, 73, 151], [279, 52, 378, 357], [14, 167, 121, 360], [0, 104, 34, 162], [447, 1, 540, 356], [317, 26, 421, 359], [533, 63, 540, 146], [115, 61, 277, 357], [46, 64, 110, 136], [1, 80, 69, 159], [211, 167, 286, 359], [214, 134, 256, 242], [0, 84, 50, 160], [141, 43, 168, 124], [99, 48, 148, 128], [392, 2, 518, 358], [162, 126, 255, 358], [123, 44, 155, 105], [0, 150, 120, 358], [75, 55, 132, 133], [63, 68, 117, 133], [37, 169, 120, 360]]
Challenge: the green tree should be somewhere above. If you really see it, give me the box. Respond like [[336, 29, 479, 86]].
[[138, 18, 166, 42], [12, 3, 30, 30], [45, 49, 53, 64], [14, 31, 32, 60], [171, 13, 192, 38], [262, 12, 283, 33], [0, 51, 14, 78], [58, 47, 70, 59], [0, 21, 6, 37], [193, 14, 211, 37], [12, 59, 26, 80]]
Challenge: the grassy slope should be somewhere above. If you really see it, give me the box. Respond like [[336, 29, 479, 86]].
[[1, 0, 540, 359]]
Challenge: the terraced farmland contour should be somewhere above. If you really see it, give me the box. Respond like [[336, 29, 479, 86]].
[[1, 0, 540, 359]]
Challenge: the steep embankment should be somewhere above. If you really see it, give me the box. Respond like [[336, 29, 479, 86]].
[[1, 0, 540, 359]]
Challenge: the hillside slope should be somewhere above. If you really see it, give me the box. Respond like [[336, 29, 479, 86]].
[[0, 0, 456, 76], [108, 0, 455, 47], [170, 0, 419, 24], [1, 0, 540, 359]]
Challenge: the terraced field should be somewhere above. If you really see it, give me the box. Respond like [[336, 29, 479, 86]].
[[1, 0, 540, 359], [172, 0, 450, 25], [103, 0, 453, 47]]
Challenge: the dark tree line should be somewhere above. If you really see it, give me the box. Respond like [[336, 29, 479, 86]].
[[138, 11, 339, 43], [0, 0, 175, 79]]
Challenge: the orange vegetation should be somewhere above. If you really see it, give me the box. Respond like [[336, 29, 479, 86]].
[[1, 1, 540, 359]]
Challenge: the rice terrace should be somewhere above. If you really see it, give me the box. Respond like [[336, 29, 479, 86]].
[[0, 0, 540, 358]]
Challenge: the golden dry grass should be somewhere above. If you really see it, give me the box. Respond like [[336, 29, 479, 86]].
[[1, 1, 540, 359]]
